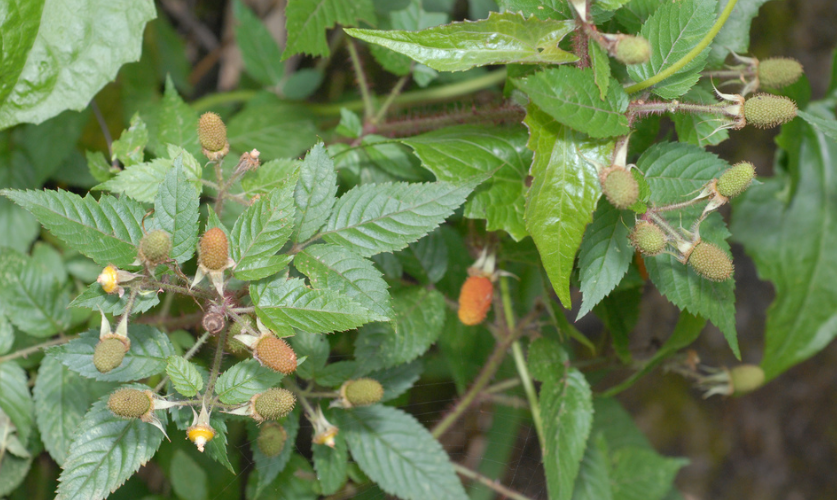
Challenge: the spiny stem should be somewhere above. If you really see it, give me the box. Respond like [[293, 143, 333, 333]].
[[0, 336, 77, 363], [629, 99, 730, 117], [346, 39, 375, 122], [453, 463, 536, 500], [625, 0, 740, 93], [203, 327, 227, 407], [646, 211, 691, 249]]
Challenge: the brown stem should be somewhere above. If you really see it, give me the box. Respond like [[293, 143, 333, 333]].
[[453, 463, 536, 500], [0, 336, 77, 363]]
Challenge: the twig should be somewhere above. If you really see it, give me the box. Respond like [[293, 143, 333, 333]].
[[453, 463, 535, 500], [0, 336, 77, 364], [346, 39, 375, 122], [372, 73, 411, 125], [90, 100, 115, 166]]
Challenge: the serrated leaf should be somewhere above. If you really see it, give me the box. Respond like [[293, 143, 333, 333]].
[[337, 405, 467, 500], [732, 102, 837, 379], [254, 277, 385, 334], [347, 12, 575, 72], [523, 104, 614, 307], [293, 143, 337, 243], [57, 326, 177, 382], [250, 408, 301, 496], [588, 41, 612, 101], [313, 426, 348, 495], [798, 110, 837, 143], [1, 189, 145, 267], [638, 141, 729, 205], [284, 0, 376, 59], [70, 284, 160, 315], [111, 114, 148, 167], [0, 0, 155, 129], [170, 449, 208, 500], [166, 357, 203, 397], [515, 67, 630, 138], [241, 159, 301, 197], [227, 93, 318, 160], [0, 248, 71, 337], [233, 0, 284, 87], [290, 331, 330, 380], [673, 86, 730, 146], [610, 447, 689, 500], [0, 363, 33, 445], [94, 159, 171, 203], [355, 287, 445, 371], [296, 244, 393, 320], [577, 201, 634, 320], [708, 0, 772, 66], [154, 162, 200, 264], [55, 388, 166, 500], [571, 433, 613, 500], [232, 183, 297, 281], [0, 425, 32, 497], [368, 360, 423, 402], [315, 361, 362, 388], [148, 77, 200, 159], [214, 359, 284, 404], [321, 180, 477, 257], [205, 415, 234, 473], [395, 227, 448, 284], [627, 0, 717, 99], [401, 125, 533, 240], [33, 353, 117, 466]]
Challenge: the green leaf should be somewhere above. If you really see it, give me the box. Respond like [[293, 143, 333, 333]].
[[627, 0, 717, 99], [0, 316, 13, 355], [170, 449, 208, 500], [368, 360, 423, 402], [290, 331, 330, 380], [609, 447, 689, 500], [296, 244, 394, 320], [94, 159, 171, 203], [250, 409, 301, 497], [0, 0, 155, 129], [336, 405, 468, 500], [254, 277, 385, 334], [293, 143, 337, 243], [313, 430, 349, 495], [395, 227, 448, 284], [284, 0, 376, 59], [577, 201, 634, 320], [354, 287, 445, 371], [515, 67, 630, 138], [708, 0, 772, 66], [438, 309, 494, 393], [0, 248, 71, 337], [0, 420, 32, 497], [732, 102, 837, 379], [321, 180, 477, 257], [0, 363, 34, 445], [638, 141, 728, 205], [588, 42, 612, 101], [69, 284, 160, 315], [227, 92, 319, 160], [55, 388, 166, 500], [233, 0, 284, 87], [401, 125, 532, 240], [798, 110, 837, 143], [571, 433, 613, 500], [315, 361, 362, 388], [57, 326, 177, 382], [613, 0, 664, 33], [672, 86, 730, 146], [111, 114, 148, 167], [231, 183, 297, 281], [33, 353, 117, 466], [0, 197, 38, 253], [241, 158, 301, 197], [523, 104, 614, 307], [2, 189, 145, 267], [346, 12, 576, 72], [214, 359, 284, 405], [166, 357, 204, 397], [205, 415, 234, 473], [368, 0, 449, 77], [154, 162, 200, 264], [540, 357, 594, 500], [147, 77, 200, 160]]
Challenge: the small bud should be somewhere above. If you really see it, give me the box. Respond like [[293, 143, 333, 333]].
[[457, 276, 493, 326], [138, 230, 172, 266], [743, 93, 797, 129], [199, 227, 229, 271], [613, 35, 651, 65], [341, 378, 384, 408], [601, 167, 639, 210], [729, 365, 765, 395], [198, 112, 228, 153], [716, 162, 756, 199], [253, 388, 296, 421], [257, 422, 287, 457], [187, 405, 215, 452], [687, 241, 733, 282], [630, 221, 667, 256], [108, 388, 152, 419], [97, 265, 121, 295], [94, 337, 129, 373], [254, 335, 297, 375], [758, 57, 803, 89]]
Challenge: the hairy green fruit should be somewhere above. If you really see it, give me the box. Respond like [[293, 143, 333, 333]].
[[139, 230, 171, 265], [254, 388, 296, 421], [227, 315, 254, 353], [254, 335, 297, 375], [601, 168, 639, 210], [729, 365, 765, 395], [199, 227, 229, 271], [343, 378, 384, 407], [687, 241, 734, 282], [758, 57, 803, 89], [630, 221, 667, 256], [198, 112, 227, 152], [717, 162, 756, 198], [614, 35, 651, 65], [94, 337, 128, 373], [257, 422, 287, 457], [108, 388, 151, 419], [744, 94, 797, 129]]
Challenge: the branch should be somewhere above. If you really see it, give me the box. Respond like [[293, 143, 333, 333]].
[[453, 463, 535, 500]]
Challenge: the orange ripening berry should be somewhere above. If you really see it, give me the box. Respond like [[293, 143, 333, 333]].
[[458, 276, 493, 325]]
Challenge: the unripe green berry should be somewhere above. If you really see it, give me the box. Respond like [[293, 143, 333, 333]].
[[687, 241, 733, 282], [343, 378, 384, 407], [94, 337, 128, 373], [744, 93, 797, 129], [257, 422, 287, 457], [227, 315, 254, 353], [254, 388, 296, 421], [717, 162, 755, 198], [139, 230, 171, 265], [729, 365, 765, 395], [198, 112, 227, 152], [758, 57, 803, 89], [199, 227, 229, 271], [614, 35, 651, 65], [108, 388, 151, 419], [630, 221, 667, 256], [601, 168, 639, 210]]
